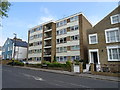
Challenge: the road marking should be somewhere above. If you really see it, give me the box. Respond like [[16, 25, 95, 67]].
[[54, 80, 90, 88], [22, 73, 44, 81], [2, 69, 12, 72]]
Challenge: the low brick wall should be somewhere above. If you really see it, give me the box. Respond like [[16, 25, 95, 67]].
[[1, 60, 12, 65], [91, 71, 120, 77]]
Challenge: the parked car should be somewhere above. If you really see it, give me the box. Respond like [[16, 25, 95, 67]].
[[19, 60, 29, 65]]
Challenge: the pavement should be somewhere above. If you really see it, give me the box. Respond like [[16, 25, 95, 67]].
[[2, 65, 120, 88], [13, 65, 120, 82]]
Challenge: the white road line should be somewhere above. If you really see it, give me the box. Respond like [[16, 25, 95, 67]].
[[2, 69, 12, 72], [54, 80, 90, 88], [22, 73, 44, 81]]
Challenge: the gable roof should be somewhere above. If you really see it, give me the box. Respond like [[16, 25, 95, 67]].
[[10, 39, 28, 48]]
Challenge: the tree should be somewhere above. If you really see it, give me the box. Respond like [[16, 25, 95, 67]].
[[0, 0, 11, 18]]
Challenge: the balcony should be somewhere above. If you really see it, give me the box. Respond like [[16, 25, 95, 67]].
[[44, 52, 51, 57], [44, 29, 52, 32], [44, 37, 52, 41], [44, 35, 52, 39]]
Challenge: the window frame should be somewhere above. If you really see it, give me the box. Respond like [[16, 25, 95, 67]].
[[105, 27, 120, 43], [107, 45, 120, 61], [89, 33, 98, 44], [110, 14, 120, 24]]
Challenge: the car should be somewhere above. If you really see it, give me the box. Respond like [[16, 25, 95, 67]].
[[19, 60, 29, 64]]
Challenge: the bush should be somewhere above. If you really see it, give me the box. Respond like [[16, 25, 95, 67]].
[[74, 60, 80, 65], [7, 60, 24, 66], [66, 60, 72, 71]]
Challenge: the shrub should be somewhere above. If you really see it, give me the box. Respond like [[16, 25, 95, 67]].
[[7, 60, 24, 66], [66, 60, 72, 71], [74, 60, 80, 65]]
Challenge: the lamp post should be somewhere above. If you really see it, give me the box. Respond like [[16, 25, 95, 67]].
[[13, 33, 17, 60]]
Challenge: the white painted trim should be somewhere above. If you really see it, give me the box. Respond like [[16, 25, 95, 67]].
[[107, 45, 120, 61], [105, 27, 120, 43], [89, 49, 100, 64], [110, 14, 120, 24], [89, 33, 98, 44]]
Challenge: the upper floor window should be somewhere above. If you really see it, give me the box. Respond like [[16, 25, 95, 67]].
[[56, 47, 67, 53], [56, 20, 67, 27], [56, 28, 67, 35], [70, 25, 79, 31], [70, 35, 79, 41], [56, 37, 67, 44], [105, 27, 120, 43], [2, 48, 5, 52], [70, 45, 80, 50], [89, 34, 98, 44], [110, 14, 120, 24], [70, 16, 78, 22], [107, 46, 120, 61]]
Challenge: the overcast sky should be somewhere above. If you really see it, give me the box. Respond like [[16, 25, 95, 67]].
[[1, 2, 119, 46]]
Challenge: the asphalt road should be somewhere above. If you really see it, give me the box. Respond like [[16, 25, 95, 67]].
[[2, 65, 119, 88]]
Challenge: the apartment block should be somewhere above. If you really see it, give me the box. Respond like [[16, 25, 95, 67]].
[[87, 6, 120, 66], [28, 13, 92, 63]]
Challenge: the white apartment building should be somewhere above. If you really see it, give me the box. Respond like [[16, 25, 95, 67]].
[[28, 13, 92, 63]]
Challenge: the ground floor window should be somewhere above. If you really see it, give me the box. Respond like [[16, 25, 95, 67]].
[[71, 56, 80, 61], [56, 56, 67, 62], [34, 57, 41, 61], [107, 46, 120, 61]]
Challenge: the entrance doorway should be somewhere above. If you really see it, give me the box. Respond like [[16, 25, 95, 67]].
[[89, 49, 100, 71]]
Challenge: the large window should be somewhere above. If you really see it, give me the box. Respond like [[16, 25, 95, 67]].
[[56, 20, 67, 27], [110, 14, 120, 24], [70, 25, 79, 31], [107, 46, 120, 61], [56, 56, 67, 62], [70, 16, 78, 22], [70, 35, 79, 41], [71, 56, 80, 61], [56, 37, 67, 44], [89, 34, 98, 44], [70, 45, 80, 50], [105, 27, 120, 43], [56, 28, 67, 35], [56, 47, 67, 53], [29, 49, 42, 54], [30, 33, 42, 40]]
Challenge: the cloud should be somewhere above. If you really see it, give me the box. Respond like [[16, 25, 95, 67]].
[[27, 7, 56, 28]]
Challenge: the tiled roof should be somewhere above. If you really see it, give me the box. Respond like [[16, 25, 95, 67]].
[[10, 39, 28, 47]]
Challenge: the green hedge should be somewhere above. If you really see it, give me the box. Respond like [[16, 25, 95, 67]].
[[7, 60, 24, 66]]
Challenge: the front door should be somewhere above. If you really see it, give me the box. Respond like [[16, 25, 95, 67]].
[[89, 49, 100, 71]]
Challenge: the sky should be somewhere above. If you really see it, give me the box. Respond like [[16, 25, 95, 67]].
[[0, 2, 119, 46]]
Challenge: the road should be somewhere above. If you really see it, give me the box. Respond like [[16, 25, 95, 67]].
[[2, 65, 119, 88]]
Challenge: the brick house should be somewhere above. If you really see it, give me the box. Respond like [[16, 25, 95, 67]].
[[87, 6, 120, 71]]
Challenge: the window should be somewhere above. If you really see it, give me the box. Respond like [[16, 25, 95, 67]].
[[110, 14, 120, 24], [70, 35, 79, 41], [56, 56, 67, 61], [56, 28, 67, 35], [56, 20, 67, 27], [107, 46, 120, 61], [70, 16, 78, 22], [71, 56, 80, 61], [56, 37, 67, 44], [70, 45, 80, 50], [2, 48, 5, 52], [105, 27, 120, 43], [89, 34, 98, 44], [70, 25, 79, 31], [56, 47, 67, 53]]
